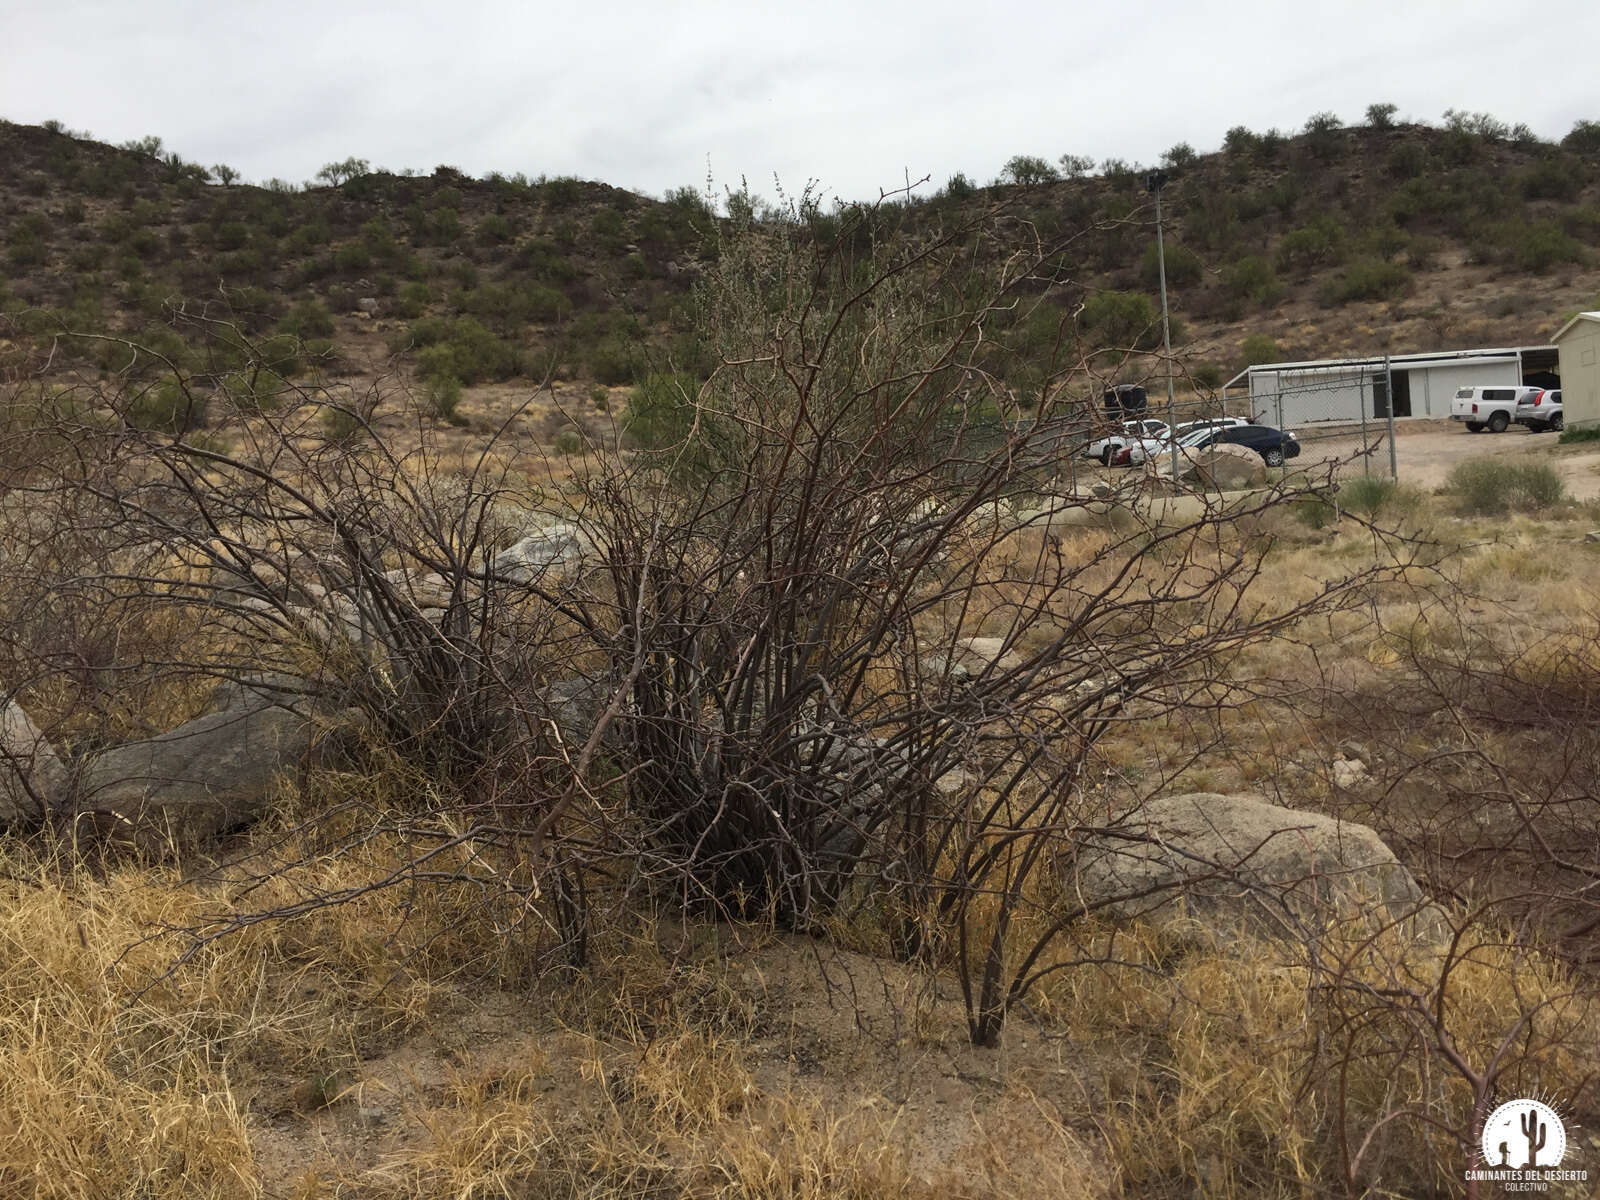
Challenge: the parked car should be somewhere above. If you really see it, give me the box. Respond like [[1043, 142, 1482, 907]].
[[1176, 423, 1300, 467], [1118, 426, 1192, 466], [1086, 418, 1169, 465], [1516, 388, 1563, 433], [1173, 416, 1250, 440], [1451, 385, 1541, 433]]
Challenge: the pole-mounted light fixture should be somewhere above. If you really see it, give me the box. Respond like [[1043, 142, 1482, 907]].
[[1145, 171, 1177, 481]]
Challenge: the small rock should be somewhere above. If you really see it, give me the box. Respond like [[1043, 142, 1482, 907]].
[[356, 297, 380, 315], [1331, 757, 1368, 788], [1586, 530, 1600, 544], [1091, 481, 1114, 499], [357, 1106, 387, 1127]]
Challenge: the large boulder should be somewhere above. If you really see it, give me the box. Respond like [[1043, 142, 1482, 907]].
[[1068, 793, 1441, 947], [0, 692, 67, 826], [490, 522, 587, 584], [919, 636, 1023, 683], [1175, 446, 1266, 491], [76, 684, 317, 847]]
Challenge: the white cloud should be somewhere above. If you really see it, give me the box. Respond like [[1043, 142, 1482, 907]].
[[3, 0, 1594, 202]]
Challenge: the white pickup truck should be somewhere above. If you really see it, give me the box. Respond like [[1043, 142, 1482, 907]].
[[1451, 386, 1538, 433]]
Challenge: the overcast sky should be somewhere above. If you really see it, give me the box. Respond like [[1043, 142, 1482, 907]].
[[2, 0, 1594, 205]]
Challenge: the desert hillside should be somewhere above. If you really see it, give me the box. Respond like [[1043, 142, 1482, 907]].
[[3, 113, 1600, 414]]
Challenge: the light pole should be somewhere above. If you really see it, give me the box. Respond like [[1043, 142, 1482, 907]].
[[1146, 170, 1177, 482]]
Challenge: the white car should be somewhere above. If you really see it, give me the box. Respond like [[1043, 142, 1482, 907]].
[[1123, 426, 1212, 466], [1452, 386, 1540, 433], [1085, 419, 1169, 465], [1516, 388, 1562, 433], [1173, 416, 1249, 440]]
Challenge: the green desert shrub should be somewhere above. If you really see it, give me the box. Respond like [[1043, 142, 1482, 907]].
[[128, 379, 204, 434], [286, 220, 331, 254], [221, 368, 291, 412], [1563, 119, 1600, 155], [1321, 259, 1411, 304], [322, 404, 367, 441], [401, 316, 519, 385], [1239, 334, 1280, 366], [1081, 290, 1167, 351], [1292, 494, 1338, 530], [1303, 111, 1344, 158], [477, 214, 516, 244], [590, 207, 627, 250], [1276, 217, 1345, 273], [1143, 241, 1203, 288], [278, 298, 335, 340], [1519, 158, 1586, 202], [1387, 141, 1430, 181], [538, 176, 584, 209], [1221, 255, 1281, 305], [333, 242, 372, 272], [586, 333, 644, 385], [1511, 222, 1584, 272], [1557, 426, 1600, 445], [623, 371, 702, 450], [1222, 126, 1259, 156], [1001, 155, 1060, 186], [423, 374, 465, 425], [456, 282, 568, 333], [513, 237, 579, 283], [1446, 458, 1567, 515], [1337, 476, 1422, 520]]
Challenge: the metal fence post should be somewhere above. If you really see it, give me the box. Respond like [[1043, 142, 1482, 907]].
[[1385, 356, 1398, 481], [1358, 366, 1370, 477]]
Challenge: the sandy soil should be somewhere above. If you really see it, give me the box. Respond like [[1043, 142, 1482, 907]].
[[246, 933, 1119, 1197], [1302, 419, 1600, 498]]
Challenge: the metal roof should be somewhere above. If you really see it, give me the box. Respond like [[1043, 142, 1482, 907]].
[[1222, 344, 1557, 391], [1552, 311, 1600, 343]]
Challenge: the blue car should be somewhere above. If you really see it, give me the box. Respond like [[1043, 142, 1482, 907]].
[[1186, 423, 1300, 467]]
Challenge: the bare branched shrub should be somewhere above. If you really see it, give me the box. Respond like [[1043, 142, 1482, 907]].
[[0, 197, 1413, 1055]]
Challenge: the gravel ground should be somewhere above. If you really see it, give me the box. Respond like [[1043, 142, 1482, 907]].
[[1293, 419, 1600, 498]]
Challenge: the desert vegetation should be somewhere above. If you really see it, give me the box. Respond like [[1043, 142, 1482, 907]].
[[0, 113, 1598, 1199]]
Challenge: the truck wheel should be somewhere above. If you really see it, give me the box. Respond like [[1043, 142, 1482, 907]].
[[1488, 411, 1510, 433], [1466, 422, 1483, 432], [1551, 414, 1564, 433]]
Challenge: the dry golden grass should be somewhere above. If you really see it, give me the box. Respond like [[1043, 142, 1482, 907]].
[[1, 470, 1597, 1198]]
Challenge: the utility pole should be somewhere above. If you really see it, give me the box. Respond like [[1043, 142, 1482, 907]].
[[1146, 171, 1177, 482]]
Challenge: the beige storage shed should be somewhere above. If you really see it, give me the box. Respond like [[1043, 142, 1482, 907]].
[[1555, 312, 1600, 429]]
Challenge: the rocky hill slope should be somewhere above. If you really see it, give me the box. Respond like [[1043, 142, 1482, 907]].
[[2, 116, 1598, 407]]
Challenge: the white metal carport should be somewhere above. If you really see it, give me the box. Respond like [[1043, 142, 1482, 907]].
[[1222, 345, 1558, 427]]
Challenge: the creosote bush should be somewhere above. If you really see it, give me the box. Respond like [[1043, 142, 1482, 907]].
[[1445, 457, 1567, 515]]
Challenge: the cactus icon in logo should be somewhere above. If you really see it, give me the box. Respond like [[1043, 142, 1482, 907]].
[[1481, 1099, 1567, 1170]]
